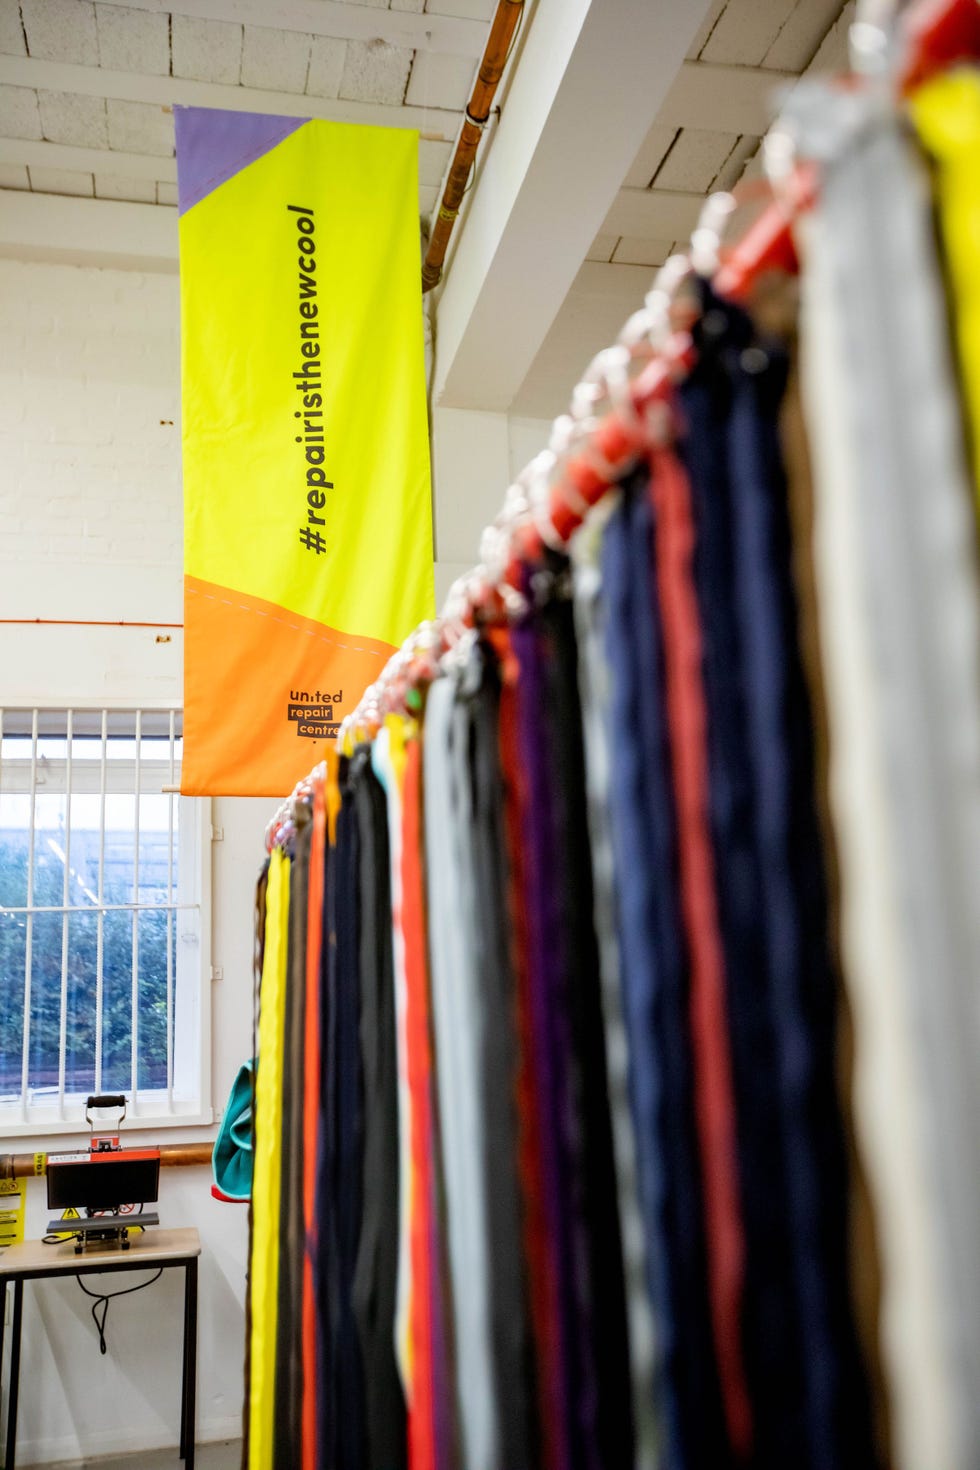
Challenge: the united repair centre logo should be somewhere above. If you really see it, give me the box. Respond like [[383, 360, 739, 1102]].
[[288, 687, 343, 739]]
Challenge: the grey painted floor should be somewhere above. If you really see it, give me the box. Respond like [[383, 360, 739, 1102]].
[[23, 1441, 241, 1470]]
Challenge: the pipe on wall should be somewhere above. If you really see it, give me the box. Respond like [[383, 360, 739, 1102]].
[[0, 1141, 214, 1180], [421, 0, 525, 293]]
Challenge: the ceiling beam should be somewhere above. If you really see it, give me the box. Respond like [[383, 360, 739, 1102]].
[[99, 0, 489, 57], [432, 0, 716, 413], [0, 137, 177, 181], [0, 56, 461, 142], [657, 61, 794, 137], [0, 188, 177, 271], [0, 134, 453, 188]]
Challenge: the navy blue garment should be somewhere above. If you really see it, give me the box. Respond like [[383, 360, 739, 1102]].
[[720, 293, 876, 1470], [334, 763, 366, 1470], [600, 474, 730, 1470], [678, 310, 809, 1469]]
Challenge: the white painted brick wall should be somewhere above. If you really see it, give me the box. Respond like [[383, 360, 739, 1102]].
[[0, 257, 182, 615], [0, 257, 182, 710]]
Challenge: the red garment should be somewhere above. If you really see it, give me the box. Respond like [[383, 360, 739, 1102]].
[[301, 771, 327, 1470], [650, 444, 753, 1458], [401, 733, 439, 1470], [494, 629, 563, 1470]]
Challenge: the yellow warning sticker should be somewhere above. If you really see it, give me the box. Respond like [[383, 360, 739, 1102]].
[[0, 1180, 25, 1248], [51, 1206, 80, 1242], [34, 1152, 46, 1176]]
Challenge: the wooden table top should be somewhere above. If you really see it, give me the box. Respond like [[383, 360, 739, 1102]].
[[0, 1226, 201, 1277]]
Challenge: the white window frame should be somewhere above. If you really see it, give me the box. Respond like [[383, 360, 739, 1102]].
[[0, 703, 212, 1137]]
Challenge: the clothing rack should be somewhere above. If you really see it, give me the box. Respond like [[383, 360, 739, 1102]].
[[263, 0, 961, 832]]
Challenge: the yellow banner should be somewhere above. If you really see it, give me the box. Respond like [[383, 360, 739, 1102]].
[[175, 108, 434, 795]]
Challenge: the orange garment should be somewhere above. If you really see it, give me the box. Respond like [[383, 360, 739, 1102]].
[[401, 732, 439, 1470]]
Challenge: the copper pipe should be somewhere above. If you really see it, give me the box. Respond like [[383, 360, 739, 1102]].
[[421, 0, 524, 293], [0, 619, 183, 628], [0, 1141, 213, 1180]]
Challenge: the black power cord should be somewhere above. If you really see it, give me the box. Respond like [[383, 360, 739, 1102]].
[[75, 1268, 163, 1354]]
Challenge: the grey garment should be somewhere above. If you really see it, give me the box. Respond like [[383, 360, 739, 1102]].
[[792, 80, 980, 1470], [423, 675, 499, 1470], [571, 518, 663, 1470]]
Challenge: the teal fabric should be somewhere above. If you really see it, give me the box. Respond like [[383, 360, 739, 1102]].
[[213, 1059, 256, 1201]]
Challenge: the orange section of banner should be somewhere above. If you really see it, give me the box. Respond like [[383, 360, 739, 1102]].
[[181, 575, 394, 796]]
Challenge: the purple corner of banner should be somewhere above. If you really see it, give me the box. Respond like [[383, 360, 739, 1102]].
[[173, 105, 309, 216]]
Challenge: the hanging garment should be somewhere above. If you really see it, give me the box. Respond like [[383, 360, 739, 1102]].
[[333, 760, 367, 1470], [302, 772, 327, 1470], [677, 327, 808, 1470], [243, 860, 269, 1466], [649, 439, 752, 1460], [275, 816, 310, 1469], [423, 674, 499, 1470], [722, 297, 874, 1470], [350, 748, 407, 1470], [512, 590, 633, 1470], [911, 68, 980, 504], [495, 627, 566, 1470], [249, 848, 291, 1470], [457, 643, 538, 1470], [793, 77, 980, 1470], [372, 722, 415, 1401], [601, 474, 729, 1470], [572, 522, 661, 1470], [400, 726, 441, 1470]]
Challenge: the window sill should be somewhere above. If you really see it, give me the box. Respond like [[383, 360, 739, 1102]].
[[0, 1109, 215, 1145]]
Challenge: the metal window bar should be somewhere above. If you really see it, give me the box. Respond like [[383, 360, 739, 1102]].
[[20, 709, 38, 1121], [1, 707, 188, 1118], [131, 710, 141, 1108], [166, 710, 175, 1111], [57, 709, 73, 1118], [95, 708, 107, 1095]]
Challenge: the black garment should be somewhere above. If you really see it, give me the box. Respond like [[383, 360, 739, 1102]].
[[457, 645, 539, 1470], [334, 762, 366, 1470], [275, 819, 310, 1469], [535, 594, 634, 1470], [679, 321, 808, 1469], [315, 795, 337, 1470], [512, 585, 634, 1470], [350, 749, 407, 1470]]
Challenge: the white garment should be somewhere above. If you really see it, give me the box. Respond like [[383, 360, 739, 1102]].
[[794, 79, 980, 1470]]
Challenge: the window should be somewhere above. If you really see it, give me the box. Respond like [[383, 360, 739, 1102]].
[[0, 708, 210, 1133]]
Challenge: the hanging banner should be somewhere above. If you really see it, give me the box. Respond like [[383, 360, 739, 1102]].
[[175, 107, 434, 795]]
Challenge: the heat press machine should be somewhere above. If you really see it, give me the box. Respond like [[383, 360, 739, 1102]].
[[46, 1094, 161, 1253]]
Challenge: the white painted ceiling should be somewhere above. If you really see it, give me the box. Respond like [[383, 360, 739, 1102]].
[[0, 0, 854, 421]]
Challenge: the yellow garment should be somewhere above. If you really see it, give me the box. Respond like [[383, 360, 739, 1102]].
[[249, 848, 291, 1470], [911, 69, 980, 505], [372, 717, 414, 1397]]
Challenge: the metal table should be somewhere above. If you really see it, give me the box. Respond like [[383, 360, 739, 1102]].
[[0, 1226, 201, 1469]]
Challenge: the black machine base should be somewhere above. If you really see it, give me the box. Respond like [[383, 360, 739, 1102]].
[[46, 1212, 161, 1253]]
